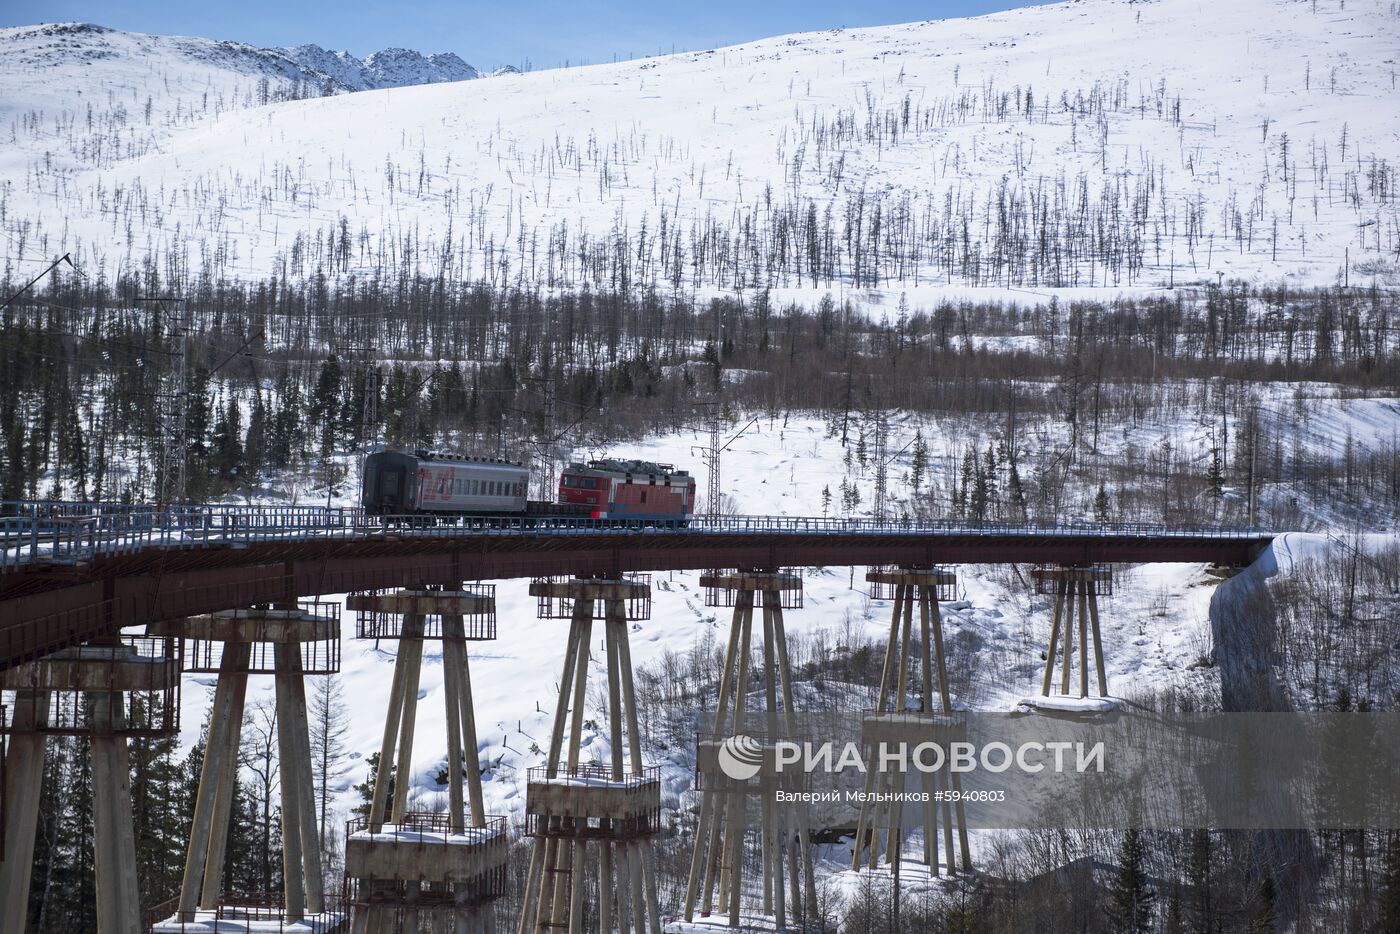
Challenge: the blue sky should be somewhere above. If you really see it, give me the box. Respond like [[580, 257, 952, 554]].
[[0, 1, 1049, 71]]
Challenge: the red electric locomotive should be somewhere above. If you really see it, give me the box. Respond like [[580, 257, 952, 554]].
[[557, 459, 696, 521]]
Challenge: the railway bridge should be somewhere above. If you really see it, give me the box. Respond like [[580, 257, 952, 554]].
[[0, 503, 1272, 668], [0, 501, 1275, 933]]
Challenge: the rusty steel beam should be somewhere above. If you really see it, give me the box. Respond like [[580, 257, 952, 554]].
[[0, 530, 1271, 670], [345, 589, 494, 617], [697, 570, 803, 592], [147, 608, 340, 644]]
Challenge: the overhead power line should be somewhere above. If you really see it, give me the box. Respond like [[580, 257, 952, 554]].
[[1, 253, 75, 312]]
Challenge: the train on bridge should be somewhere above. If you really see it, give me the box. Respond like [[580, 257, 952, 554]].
[[361, 449, 697, 522]]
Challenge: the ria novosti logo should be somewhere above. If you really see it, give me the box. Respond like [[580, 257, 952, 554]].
[[717, 734, 765, 781], [714, 734, 1105, 780]]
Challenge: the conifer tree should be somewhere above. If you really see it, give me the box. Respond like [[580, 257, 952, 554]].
[[700, 340, 721, 389], [37, 737, 97, 931], [910, 429, 927, 491], [1186, 829, 1214, 934], [1007, 459, 1028, 520], [243, 390, 267, 481], [983, 444, 999, 505], [1248, 875, 1276, 932], [1095, 483, 1112, 522], [182, 367, 213, 502], [353, 752, 396, 820], [129, 697, 188, 908], [3, 419, 27, 503], [1109, 828, 1155, 933], [1207, 447, 1225, 498], [1379, 835, 1400, 934], [210, 395, 245, 485], [1165, 888, 1184, 934], [269, 372, 304, 471]]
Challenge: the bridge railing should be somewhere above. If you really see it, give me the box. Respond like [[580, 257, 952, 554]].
[[0, 500, 1272, 573]]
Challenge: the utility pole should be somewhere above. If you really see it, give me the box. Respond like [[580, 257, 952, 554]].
[[708, 401, 722, 516], [526, 376, 557, 500], [353, 347, 380, 501], [710, 298, 726, 516], [138, 296, 188, 506], [691, 406, 759, 518], [362, 365, 379, 455], [1247, 401, 1260, 527]]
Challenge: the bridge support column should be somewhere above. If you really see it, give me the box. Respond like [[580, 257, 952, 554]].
[[0, 638, 180, 934], [91, 692, 142, 934], [343, 587, 505, 934], [851, 567, 971, 878], [679, 569, 816, 930], [192, 642, 251, 912], [0, 690, 48, 934], [1031, 565, 1114, 704], [520, 575, 661, 934], [147, 605, 342, 930]]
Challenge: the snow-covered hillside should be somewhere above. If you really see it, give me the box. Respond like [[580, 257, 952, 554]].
[[0, 22, 485, 199], [3, 0, 1397, 299]]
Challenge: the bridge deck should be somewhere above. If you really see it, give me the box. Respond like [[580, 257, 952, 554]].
[[0, 503, 1274, 670]]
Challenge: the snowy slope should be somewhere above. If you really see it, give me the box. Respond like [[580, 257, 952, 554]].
[[171, 414, 1241, 838], [0, 22, 481, 98], [3, 0, 1397, 296], [0, 21, 484, 222]]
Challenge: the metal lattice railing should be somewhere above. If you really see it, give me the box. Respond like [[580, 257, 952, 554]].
[[351, 585, 497, 641], [531, 574, 652, 621], [180, 601, 342, 675], [1031, 563, 1116, 596], [701, 568, 805, 608], [343, 810, 510, 908], [865, 565, 959, 602], [524, 764, 662, 839], [0, 636, 181, 737], [0, 499, 1275, 574], [147, 892, 347, 933]]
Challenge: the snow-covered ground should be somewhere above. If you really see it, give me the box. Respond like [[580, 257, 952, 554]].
[[155, 398, 1400, 860], [7, 0, 1395, 900], [174, 550, 1224, 856], [169, 412, 1241, 840], [0, 22, 488, 167], [3, 0, 1397, 300], [151, 909, 343, 933]]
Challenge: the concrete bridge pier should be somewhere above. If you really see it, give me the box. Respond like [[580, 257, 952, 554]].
[[679, 569, 817, 930], [0, 689, 48, 934], [0, 637, 180, 934], [851, 566, 971, 877], [519, 575, 662, 934], [146, 604, 341, 929], [1032, 565, 1114, 703], [343, 587, 506, 934]]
